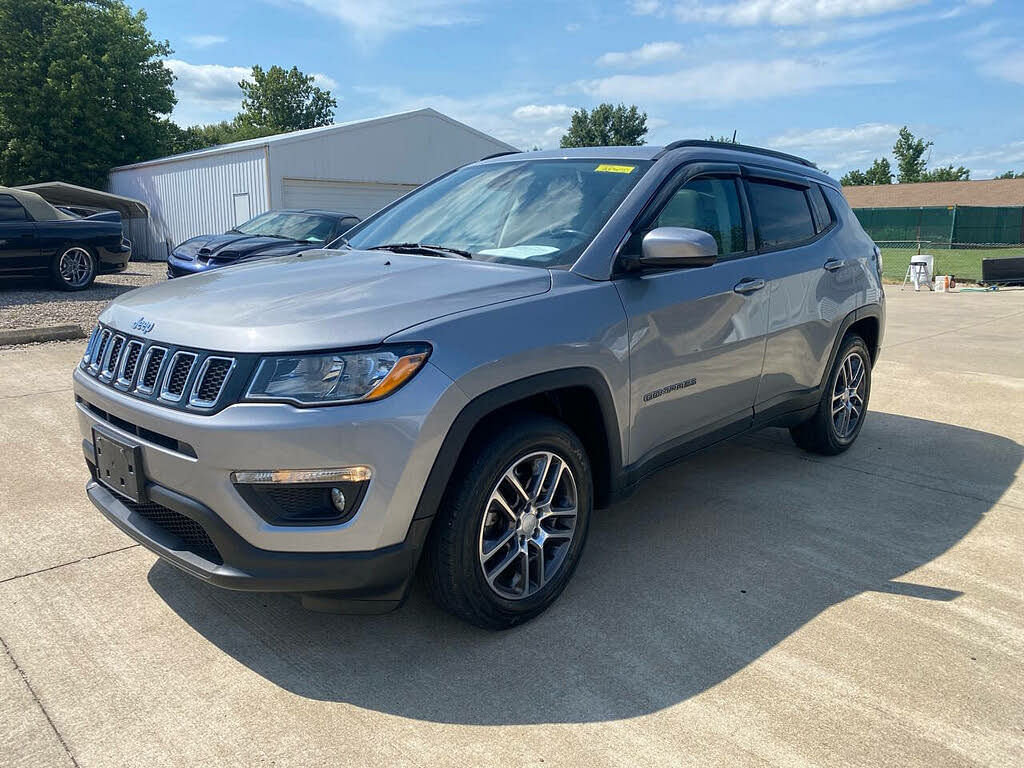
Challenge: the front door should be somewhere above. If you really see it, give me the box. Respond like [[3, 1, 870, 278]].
[[0, 193, 39, 271], [614, 172, 769, 467]]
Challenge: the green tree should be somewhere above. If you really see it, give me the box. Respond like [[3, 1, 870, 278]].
[[0, 0, 176, 188], [708, 133, 738, 143], [236, 65, 336, 134], [560, 104, 647, 148], [919, 165, 970, 182], [995, 170, 1023, 179], [841, 157, 892, 186], [893, 126, 932, 183]]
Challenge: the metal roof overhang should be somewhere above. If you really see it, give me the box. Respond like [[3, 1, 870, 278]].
[[15, 181, 149, 218]]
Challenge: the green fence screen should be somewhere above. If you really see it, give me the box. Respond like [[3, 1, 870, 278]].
[[853, 205, 1024, 246]]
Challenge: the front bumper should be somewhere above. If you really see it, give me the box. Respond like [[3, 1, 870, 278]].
[[166, 255, 210, 278], [86, 477, 431, 610]]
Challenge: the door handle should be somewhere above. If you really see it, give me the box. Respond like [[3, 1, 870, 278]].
[[823, 258, 847, 271], [733, 278, 766, 294]]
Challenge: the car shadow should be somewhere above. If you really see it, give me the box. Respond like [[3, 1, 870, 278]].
[[148, 411, 1021, 725], [0, 273, 150, 306]]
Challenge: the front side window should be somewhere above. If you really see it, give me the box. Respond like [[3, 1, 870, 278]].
[[233, 212, 339, 243], [344, 159, 653, 269], [0, 194, 28, 222], [747, 180, 816, 250], [653, 177, 747, 255]]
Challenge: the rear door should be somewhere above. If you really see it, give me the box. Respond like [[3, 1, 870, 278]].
[[742, 170, 852, 412], [0, 193, 39, 271], [614, 165, 772, 466]]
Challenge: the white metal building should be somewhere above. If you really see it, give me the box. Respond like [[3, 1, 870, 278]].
[[108, 108, 516, 260]]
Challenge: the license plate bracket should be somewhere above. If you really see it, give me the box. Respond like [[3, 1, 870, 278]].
[[92, 428, 145, 502]]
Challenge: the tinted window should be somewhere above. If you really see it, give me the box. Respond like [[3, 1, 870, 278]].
[[339, 217, 360, 231], [0, 194, 27, 222], [747, 180, 816, 249], [653, 177, 746, 255], [807, 185, 833, 233]]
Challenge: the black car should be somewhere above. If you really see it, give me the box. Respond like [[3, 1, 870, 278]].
[[166, 209, 360, 278], [0, 186, 131, 291]]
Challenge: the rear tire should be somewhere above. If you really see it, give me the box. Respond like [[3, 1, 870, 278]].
[[51, 245, 97, 291], [790, 334, 872, 455], [422, 414, 592, 630]]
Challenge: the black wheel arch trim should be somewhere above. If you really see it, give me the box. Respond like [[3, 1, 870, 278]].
[[411, 367, 624, 522], [820, 304, 883, 391]]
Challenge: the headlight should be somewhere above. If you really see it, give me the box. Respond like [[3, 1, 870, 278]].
[[244, 344, 430, 405]]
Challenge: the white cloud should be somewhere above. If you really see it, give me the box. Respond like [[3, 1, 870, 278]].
[[166, 60, 342, 125], [667, 0, 928, 26], [931, 141, 1024, 179], [353, 86, 576, 149], [565, 22, 581, 32], [970, 36, 1024, 85], [596, 41, 685, 68], [311, 72, 340, 92], [579, 56, 889, 105], [767, 123, 902, 172], [165, 60, 249, 124], [631, 0, 663, 14], [512, 104, 577, 121], [274, 0, 476, 37], [185, 34, 227, 48]]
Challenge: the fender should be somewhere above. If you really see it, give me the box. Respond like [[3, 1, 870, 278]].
[[411, 367, 624, 521]]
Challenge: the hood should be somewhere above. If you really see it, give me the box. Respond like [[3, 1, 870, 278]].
[[173, 233, 309, 262], [101, 249, 552, 353]]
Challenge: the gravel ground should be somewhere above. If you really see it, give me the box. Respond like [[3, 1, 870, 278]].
[[0, 261, 165, 334]]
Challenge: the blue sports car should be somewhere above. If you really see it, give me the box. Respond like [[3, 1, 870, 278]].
[[166, 209, 361, 278]]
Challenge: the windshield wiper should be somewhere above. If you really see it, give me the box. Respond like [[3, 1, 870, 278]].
[[367, 242, 473, 259]]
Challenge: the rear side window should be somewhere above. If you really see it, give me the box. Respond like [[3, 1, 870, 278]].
[[0, 194, 27, 221], [806, 185, 833, 233], [652, 177, 747, 255], [747, 180, 815, 250]]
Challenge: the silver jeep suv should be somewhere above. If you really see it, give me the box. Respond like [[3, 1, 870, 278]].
[[74, 141, 884, 629]]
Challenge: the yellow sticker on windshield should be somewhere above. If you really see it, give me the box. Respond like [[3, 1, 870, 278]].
[[595, 164, 636, 174]]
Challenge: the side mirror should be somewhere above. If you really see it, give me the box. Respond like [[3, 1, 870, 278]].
[[633, 227, 718, 269]]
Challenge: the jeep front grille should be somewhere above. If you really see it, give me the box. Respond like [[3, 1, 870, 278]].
[[80, 323, 247, 413]]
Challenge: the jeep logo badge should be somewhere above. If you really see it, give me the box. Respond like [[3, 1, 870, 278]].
[[131, 317, 155, 334]]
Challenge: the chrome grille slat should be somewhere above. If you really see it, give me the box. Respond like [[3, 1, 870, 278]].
[[116, 340, 144, 388], [159, 351, 197, 402], [89, 329, 111, 373], [188, 357, 235, 408], [99, 335, 125, 381], [136, 346, 167, 394]]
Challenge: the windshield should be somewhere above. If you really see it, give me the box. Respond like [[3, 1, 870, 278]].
[[234, 211, 338, 243], [344, 159, 652, 268]]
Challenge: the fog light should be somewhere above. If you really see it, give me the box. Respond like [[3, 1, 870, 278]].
[[330, 487, 346, 512]]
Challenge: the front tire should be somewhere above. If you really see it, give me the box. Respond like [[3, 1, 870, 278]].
[[51, 245, 97, 291], [423, 414, 592, 630], [790, 334, 872, 455]]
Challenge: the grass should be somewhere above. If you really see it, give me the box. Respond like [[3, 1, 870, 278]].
[[880, 246, 1024, 282]]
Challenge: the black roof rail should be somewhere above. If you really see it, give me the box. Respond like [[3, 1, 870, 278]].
[[479, 150, 522, 162], [655, 140, 817, 169]]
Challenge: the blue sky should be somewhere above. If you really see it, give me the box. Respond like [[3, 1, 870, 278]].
[[145, 0, 1024, 178]]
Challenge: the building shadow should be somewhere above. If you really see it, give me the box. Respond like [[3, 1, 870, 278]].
[[148, 411, 1021, 725]]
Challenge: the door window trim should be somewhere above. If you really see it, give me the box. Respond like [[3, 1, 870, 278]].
[[613, 160, 757, 273], [741, 169, 837, 254]]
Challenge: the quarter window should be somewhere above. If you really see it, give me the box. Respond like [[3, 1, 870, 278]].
[[806, 184, 833, 233], [651, 177, 747, 256], [0, 194, 27, 222], [747, 180, 816, 250]]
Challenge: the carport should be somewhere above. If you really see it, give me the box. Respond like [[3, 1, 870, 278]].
[[15, 182, 149, 259]]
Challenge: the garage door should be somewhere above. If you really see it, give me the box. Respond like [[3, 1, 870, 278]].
[[282, 179, 417, 219]]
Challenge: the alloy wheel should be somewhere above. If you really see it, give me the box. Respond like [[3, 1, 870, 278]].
[[59, 247, 93, 288], [478, 450, 579, 600], [831, 350, 867, 440]]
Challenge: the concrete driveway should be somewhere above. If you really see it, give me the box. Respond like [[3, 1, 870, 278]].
[[2, 290, 1022, 767]]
